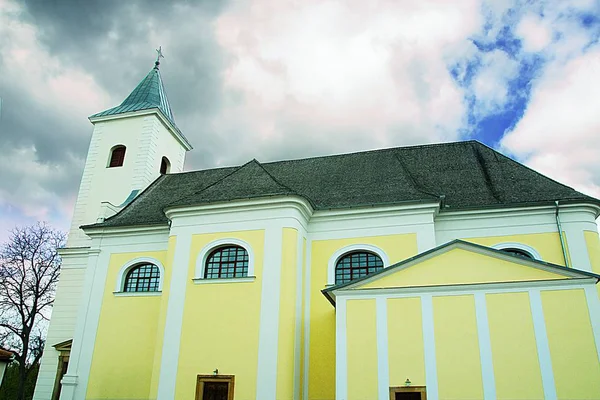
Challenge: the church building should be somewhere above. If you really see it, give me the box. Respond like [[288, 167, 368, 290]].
[[34, 56, 600, 400]]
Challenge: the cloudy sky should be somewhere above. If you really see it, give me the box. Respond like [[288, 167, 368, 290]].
[[0, 0, 599, 242]]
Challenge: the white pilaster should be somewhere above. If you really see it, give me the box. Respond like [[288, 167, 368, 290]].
[[255, 226, 284, 399], [421, 294, 439, 399], [376, 297, 389, 400], [529, 289, 557, 400], [336, 297, 348, 400], [474, 292, 496, 399], [157, 233, 192, 400], [584, 285, 600, 365], [293, 229, 306, 400], [59, 247, 109, 400]]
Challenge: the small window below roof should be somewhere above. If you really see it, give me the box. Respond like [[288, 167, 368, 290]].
[[108, 145, 126, 168], [500, 248, 534, 259], [160, 156, 171, 174]]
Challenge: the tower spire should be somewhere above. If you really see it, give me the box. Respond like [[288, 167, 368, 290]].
[[155, 46, 164, 69]]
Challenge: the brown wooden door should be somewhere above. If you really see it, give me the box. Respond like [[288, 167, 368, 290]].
[[202, 381, 229, 400]]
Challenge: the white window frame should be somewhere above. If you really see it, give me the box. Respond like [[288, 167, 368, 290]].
[[492, 242, 541, 260], [194, 238, 255, 284], [114, 257, 165, 296], [327, 244, 389, 286]]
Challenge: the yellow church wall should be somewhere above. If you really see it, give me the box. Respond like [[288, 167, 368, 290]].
[[87, 250, 168, 400], [542, 289, 600, 399], [466, 232, 568, 265], [486, 292, 544, 399], [387, 297, 426, 387], [276, 228, 299, 399], [175, 230, 264, 400], [346, 299, 378, 400], [308, 234, 417, 399], [433, 295, 484, 400], [362, 248, 566, 289], [149, 236, 177, 398]]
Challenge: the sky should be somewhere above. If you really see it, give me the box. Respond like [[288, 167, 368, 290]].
[[0, 0, 599, 243]]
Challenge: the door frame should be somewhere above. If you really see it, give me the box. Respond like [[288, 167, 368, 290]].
[[195, 375, 235, 400]]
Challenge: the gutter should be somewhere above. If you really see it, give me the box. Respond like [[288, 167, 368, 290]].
[[555, 200, 570, 268]]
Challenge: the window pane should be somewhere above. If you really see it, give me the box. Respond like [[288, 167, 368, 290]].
[[123, 264, 160, 292], [334, 251, 384, 285], [204, 246, 249, 279]]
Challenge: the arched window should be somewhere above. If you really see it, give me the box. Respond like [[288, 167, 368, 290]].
[[500, 248, 534, 259], [160, 156, 170, 174], [205, 246, 249, 279], [108, 145, 126, 168], [335, 251, 384, 285], [123, 264, 161, 292]]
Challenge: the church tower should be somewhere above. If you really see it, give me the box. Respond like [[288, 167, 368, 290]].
[[67, 52, 192, 247], [33, 52, 192, 400]]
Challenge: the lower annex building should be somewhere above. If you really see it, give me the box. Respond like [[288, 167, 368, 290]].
[[35, 59, 600, 400]]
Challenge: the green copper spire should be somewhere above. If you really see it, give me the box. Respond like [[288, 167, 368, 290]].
[[90, 48, 176, 126]]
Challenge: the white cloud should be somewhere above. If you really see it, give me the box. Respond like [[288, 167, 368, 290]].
[[210, 0, 484, 161], [516, 14, 553, 53], [472, 49, 520, 115], [501, 45, 600, 197]]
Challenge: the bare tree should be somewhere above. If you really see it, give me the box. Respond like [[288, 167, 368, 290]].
[[0, 222, 65, 400]]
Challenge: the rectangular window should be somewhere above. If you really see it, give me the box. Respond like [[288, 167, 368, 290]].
[[390, 386, 427, 400], [196, 375, 234, 400]]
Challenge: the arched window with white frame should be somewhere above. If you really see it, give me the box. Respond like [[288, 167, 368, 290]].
[[115, 257, 165, 294], [335, 251, 384, 285], [108, 145, 126, 168], [195, 239, 256, 282], [327, 244, 389, 286]]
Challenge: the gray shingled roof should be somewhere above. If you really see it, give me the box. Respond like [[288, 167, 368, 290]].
[[85, 141, 600, 229], [89, 64, 176, 126]]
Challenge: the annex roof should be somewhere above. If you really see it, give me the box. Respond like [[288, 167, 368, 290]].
[[84, 140, 600, 229]]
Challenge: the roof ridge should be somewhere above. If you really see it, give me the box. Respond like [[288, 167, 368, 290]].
[[262, 140, 481, 166], [163, 162, 248, 207], [477, 141, 598, 200], [393, 152, 441, 200]]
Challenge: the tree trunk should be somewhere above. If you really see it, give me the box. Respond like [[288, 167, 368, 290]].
[[16, 360, 26, 400]]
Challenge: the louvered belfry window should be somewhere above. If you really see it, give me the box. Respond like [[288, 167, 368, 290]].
[[205, 246, 249, 279], [335, 251, 384, 285], [109, 146, 126, 167], [123, 264, 160, 292]]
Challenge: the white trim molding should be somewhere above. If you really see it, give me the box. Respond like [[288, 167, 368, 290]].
[[327, 244, 390, 286], [529, 289, 557, 400], [114, 256, 165, 293], [194, 238, 255, 280], [492, 242, 542, 260]]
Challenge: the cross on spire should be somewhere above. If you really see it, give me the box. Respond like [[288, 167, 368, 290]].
[[155, 46, 164, 69]]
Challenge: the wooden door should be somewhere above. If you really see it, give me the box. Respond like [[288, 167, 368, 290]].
[[196, 375, 235, 400]]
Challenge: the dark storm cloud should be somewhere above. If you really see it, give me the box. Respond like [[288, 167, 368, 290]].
[[0, 0, 232, 218]]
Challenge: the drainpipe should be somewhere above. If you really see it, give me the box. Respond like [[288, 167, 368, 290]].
[[555, 200, 570, 268]]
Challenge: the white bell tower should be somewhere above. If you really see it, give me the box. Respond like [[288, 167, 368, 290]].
[[67, 53, 193, 246], [33, 52, 192, 400]]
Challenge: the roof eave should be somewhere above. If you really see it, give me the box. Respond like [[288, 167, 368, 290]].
[[88, 108, 193, 151]]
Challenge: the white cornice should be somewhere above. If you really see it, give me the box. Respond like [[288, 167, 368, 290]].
[[438, 203, 600, 221], [164, 196, 314, 224], [331, 277, 597, 303], [58, 246, 92, 257], [88, 108, 193, 151], [311, 202, 440, 222], [82, 224, 170, 238]]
